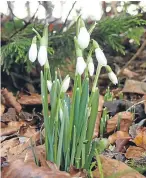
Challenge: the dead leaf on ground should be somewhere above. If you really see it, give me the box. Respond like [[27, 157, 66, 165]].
[[6, 132, 40, 162], [69, 166, 87, 178], [121, 68, 139, 79], [1, 108, 17, 122], [93, 95, 104, 138], [107, 112, 133, 133], [122, 80, 146, 95], [0, 104, 5, 116], [133, 127, 146, 150], [17, 93, 50, 105], [1, 121, 26, 136], [1, 88, 22, 113], [1, 138, 20, 158], [19, 126, 38, 138], [108, 131, 130, 145], [92, 155, 145, 178], [125, 146, 146, 159], [2, 159, 71, 178]]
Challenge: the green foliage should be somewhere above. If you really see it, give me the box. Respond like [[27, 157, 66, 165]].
[[93, 14, 146, 54], [1, 14, 145, 74]]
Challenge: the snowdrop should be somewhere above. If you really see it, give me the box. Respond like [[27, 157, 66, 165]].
[[29, 36, 37, 62], [38, 45, 48, 66], [47, 80, 52, 92], [77, 27, 90, 50], [61, 75, 70, 93], [108, 71, 118, 85], [95, 48, 107, 66], [76, 57, 87, 75], [88, 57, 94, 76]]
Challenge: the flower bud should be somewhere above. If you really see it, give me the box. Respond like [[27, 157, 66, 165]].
[[76, 57, 87, 75], [77, 27, 90, 49], [108, 71, 118, 85], [29, 36, 37, 62], [47, 80, 52, 92], [95, 48, 107, 66], [38, 46, 48, 66], [61, 75, 70, 93], [88, 58, 94, 76]]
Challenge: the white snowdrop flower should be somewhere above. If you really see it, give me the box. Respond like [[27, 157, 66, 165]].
[[38, 46, 48, 66], [77, 27, 90, 49], [108, 71, 118, 85], [47, 80, 52, 92], [76, 57, 87, 75], [29, 36, 37, 62], [95, 48, 107, 66], [61, 76, 70, 93], [88, 58, 94, 76]]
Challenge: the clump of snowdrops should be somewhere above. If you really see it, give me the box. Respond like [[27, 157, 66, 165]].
[[28, 17, 118, 172]]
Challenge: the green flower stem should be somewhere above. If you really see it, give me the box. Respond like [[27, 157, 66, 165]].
[[92, 64, 102, 92], [88, 22, 97, 35], [85, 47, 94, 77], [41, 71, 50, 160], [32, 28, 42, 41]]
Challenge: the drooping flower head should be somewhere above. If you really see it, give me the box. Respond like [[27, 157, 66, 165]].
[[106, 65, 118, 85], [88, 57, 94, 76], [29, 36, 37, 62], [77, 18, 90, 50], [61, 75, 70, 93]]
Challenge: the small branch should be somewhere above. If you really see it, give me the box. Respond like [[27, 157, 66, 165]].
[[9, 3, 40, 39], [118, 39, 146, 76], [7, 2, 27, 24], [60, 1, 77, 32]]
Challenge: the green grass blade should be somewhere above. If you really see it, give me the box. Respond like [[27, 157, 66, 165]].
[[70, 126, 76, 166], [86, 88, 99, 156]]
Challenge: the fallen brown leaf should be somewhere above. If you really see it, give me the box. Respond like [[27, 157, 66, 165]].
[[1, 138, 20, 158], [17, 93, 50, 105], [92, 155, 145, 178], [69, 166, 87, 178], [133, 127, 146, 150], [0, 104, 5, 116], [1, 121, 26, 136], [7, 132, 40, 162], [93, 95, 104, 138], [108, 131, 130, 145], [107, 112, 133, 133], [121, 68, 139, 79], [2, 159, 71, 178], [1, 108, 17, 122], [1, 88, 22, 113], [19, 126, 38, 138], [125, 146, 146, 159], [122, 80, 146, 95]]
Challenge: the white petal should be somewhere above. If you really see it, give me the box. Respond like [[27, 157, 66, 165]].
[[108, 71, 118, 85], [88, 61, 94, 76], [77, 27, 90, 49], [47, 80, 52, 92], [61, 76, 70, 93], [38, 46, 48, 66], [95, 48, 107, 66], [76, 57, 87, 75], [29, 44, 37, 62]]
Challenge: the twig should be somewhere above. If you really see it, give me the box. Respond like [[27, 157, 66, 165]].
[[60, 1, 77, 32], [7, 2, 27, 24], [9, 3, 40, 39], [126, 100, 146, 112], [118, 39, 146, 76]]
